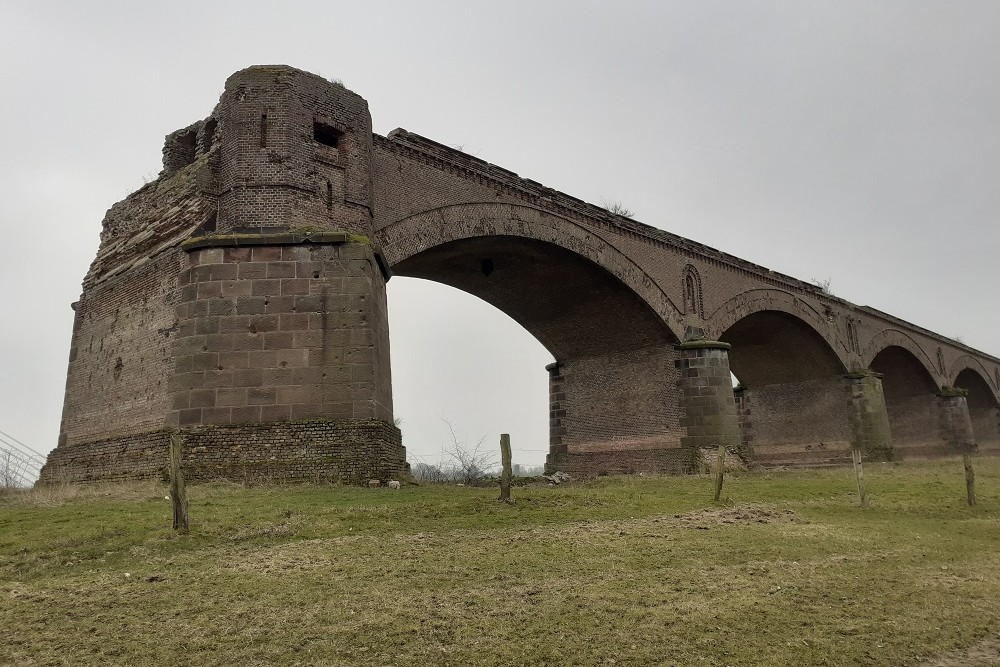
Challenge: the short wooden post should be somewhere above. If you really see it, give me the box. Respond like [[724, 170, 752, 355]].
[[962, 453, 976, 506], [713, 445, 726, 502], [498, 433, 513, 504], [169, 433, 190, 533], [852, 448, 869, 509]]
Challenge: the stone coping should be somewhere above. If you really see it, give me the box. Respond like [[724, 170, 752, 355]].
[[181, 231, 392, 280]]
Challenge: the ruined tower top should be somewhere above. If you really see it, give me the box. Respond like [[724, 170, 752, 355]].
[[165, 65, 375, 238]]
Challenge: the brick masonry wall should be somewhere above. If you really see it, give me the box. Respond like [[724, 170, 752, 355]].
[[733, 388, 754, 459], [938, 395, 977, 453], [675, 343, 742, 454], [846, 373, 893, 460], [744, 377, 853, 466], [955, 370, 1000, 453], [548, 347, 683, 453], [883, 395, 948, 457], [547, 448, 699, 477], [39, 431, 171, 483], [371, 128, 1000, 404], [215, 66, 374, 236], [47, 65, 1000, 484], [171, 241, 393, 428], [59, 250, 182, 447], [38, 420, 407, 484]]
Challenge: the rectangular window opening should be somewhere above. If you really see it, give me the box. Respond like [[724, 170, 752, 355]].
[[313, 121, 342, 148]]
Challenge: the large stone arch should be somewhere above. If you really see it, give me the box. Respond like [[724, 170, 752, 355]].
[[376, 202, 692, 476], [952, 362, 1000, 453], [376, 202, 686, 342], [862, 329, 939, 382], [949, 355, 1000, 396], [705, 289, 851, 371], [868, 341, 942, 456], [712, 296, 854, 467]]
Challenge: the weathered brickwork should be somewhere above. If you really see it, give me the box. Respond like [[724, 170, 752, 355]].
[[44, 65, 1000, 483], [38, 421, 406, 484], [938, 393, 977, 453], [171, 239, 392, 428], [740, 377, 855, 467], [675, 342, 742, 457], [845, 372, 894, 460], [47, 66, 405, 484]]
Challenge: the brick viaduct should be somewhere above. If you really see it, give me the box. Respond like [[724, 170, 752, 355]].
[[39, 65, 1000, 483]]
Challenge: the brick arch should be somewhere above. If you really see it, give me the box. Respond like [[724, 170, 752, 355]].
[[861, 329, 939, 382], [953, 364, 1000, 450], [376, 202, 686, 341], [950, 356, 1000, 397], [705, 289, 850, 370]]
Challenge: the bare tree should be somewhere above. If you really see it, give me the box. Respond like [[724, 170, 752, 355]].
[[442, 419, 498, 485], [600, 198, 635, 219], [411, 461, 449, 483]]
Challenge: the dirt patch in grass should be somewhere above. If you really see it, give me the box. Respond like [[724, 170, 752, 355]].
[[667, 504, 800, 529], [918, 634, 1000, 666]]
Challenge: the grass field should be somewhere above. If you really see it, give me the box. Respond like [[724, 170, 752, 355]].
[[2, 458, 999, 666]]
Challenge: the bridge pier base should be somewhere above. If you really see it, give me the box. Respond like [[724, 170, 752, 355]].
[[676, 340, 743, 461], [845, 371, 894, 461], [938, 391, 977, 453]]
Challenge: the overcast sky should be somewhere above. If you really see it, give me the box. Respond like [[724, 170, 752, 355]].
[[2, 1, 999, 470]]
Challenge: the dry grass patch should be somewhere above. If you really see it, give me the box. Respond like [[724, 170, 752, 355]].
[[2, 458, 1000, 666]]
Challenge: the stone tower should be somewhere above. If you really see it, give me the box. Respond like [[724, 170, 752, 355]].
[[41, 66, 406, 483]]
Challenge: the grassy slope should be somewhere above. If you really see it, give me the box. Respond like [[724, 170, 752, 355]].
[[1, 459, 999, 667]]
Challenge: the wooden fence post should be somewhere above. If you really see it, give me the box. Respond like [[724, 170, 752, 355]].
[[962, 453, 976, 506], [713, 445, 726, 502], [169, 433, 190, 533], [852, 448, 869, 509], [498, 433, 513, 504]]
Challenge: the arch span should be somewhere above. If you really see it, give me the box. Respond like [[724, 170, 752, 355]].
[[870, 345, 941, 456], [706, 289, 851, 371], [862, 329, 939, 382], [377, 203, 690, 476], [719, 308, 851, 466], [949, 355, 1000, 395], [377, 203, 686, 342], [953, 366, 1000, 453]]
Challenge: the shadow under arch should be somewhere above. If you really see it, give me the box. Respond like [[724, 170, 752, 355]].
[[376, 203, 690, 475], [862, 329, 939, 382], [718, 308, 850, 466], [705, 289, 851, 370], [952, 364, 1000, 453], [869, 344, 941, 456], [377, 202, 686, 342], [949, 355, 1000, 395]]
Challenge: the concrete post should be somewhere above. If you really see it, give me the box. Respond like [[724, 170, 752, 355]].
[[676, 340, 742, 459], [845, 371, 894, 460]]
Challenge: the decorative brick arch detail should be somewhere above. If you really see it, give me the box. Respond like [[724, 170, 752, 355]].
[[949, 355, 1000, 396], [861, 329, 939, 382], [376, 202, 686, 341], [704, 289, 851, 369], [682, 264, 704, 319]]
